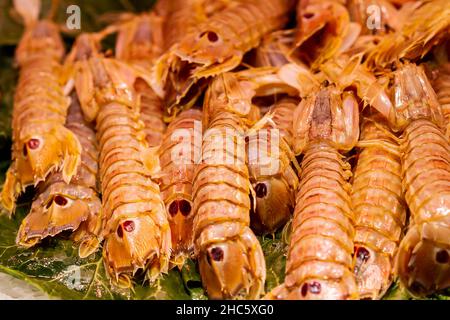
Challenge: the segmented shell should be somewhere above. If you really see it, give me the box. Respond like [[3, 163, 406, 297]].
[[2, 18, 80, 213], [68, 34, 171, 287], [159, 108, 202, 267], [396, 119, 450, 296], [192, 73, 265, 299], [391, 62, 450, 296], [274, 143, 358, 299], [247, 98, 300, 234], [351, 116, 406, 299]]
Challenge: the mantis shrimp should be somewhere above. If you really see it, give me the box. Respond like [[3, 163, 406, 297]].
[[351, 113, 406, 299], [158, 108, 202, 268], [2, 0, 81, 213], [152, 0, 294, 117], [391, 62, 450, 296], [247, 98, 300, 235], [267, 82, 360, 300], [114, 13, 166, 147], [67, 34, 171, 287], [16, 93, 103, 258], [192, 73, 265, 299]]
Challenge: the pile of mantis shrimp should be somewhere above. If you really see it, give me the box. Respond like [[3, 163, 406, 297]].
[[1, 0, 449, 300]]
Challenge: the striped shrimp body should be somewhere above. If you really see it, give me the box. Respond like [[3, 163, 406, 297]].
[[393, 63, 450, 296], [351, 115, 406, 299], [2, 0, 81, 213], [432, 63, 450, 138], [268, 84, 360, 300], [193, 73, 265, 299], [69, 34, 171, 287], [247, 98, 300, 235], [16, 93, 102, 258], [152, 0, 294, 116], [114, 14, 166, 147], [159, 109, 202, 268]]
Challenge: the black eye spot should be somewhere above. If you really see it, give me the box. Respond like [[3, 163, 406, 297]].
[[179, 200, 192, 217], [301, 283, 308, 297], [255, 183, 267, 198], [201, 31, 219, 42], [356, 246, 370, 262], [117, 225, 123, 238], [23, 144, 28, 157], [168, 201, 178, 217], [436, 250, 449, 264], [301, 281, 321, 296], [210, 247, 224, 262], [303, 13, 314, 19], [54, 195, 68, 206]]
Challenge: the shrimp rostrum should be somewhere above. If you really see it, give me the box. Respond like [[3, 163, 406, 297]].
[[67, 34, 171, 287], [2, 0, 81, 214], [192, 73, 265, 299], [267, 82, 360, 300]]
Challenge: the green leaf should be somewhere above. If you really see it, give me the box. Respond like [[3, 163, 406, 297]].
[[180, 259, 207, 300], [261, 235, 287, 294], [0, 206, 190, 300]]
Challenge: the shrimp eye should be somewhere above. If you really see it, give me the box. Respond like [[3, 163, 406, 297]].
[[301, 282, 321, 296], [179, 200, 192, 217], [303, 13, 314, 19], [255, 183, 267, 198], [27, 138, 40, 150], [436, 250, 449, 264], [123, 220, 135, 232], [210, 247, 224, 262], [355, 246, 370, 262], [200, 31, 219, 43], [168, 201, 179, 217], [23, 144, 28, 157], [117, 226, 123, 238], [54, 195, 68, 206]]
